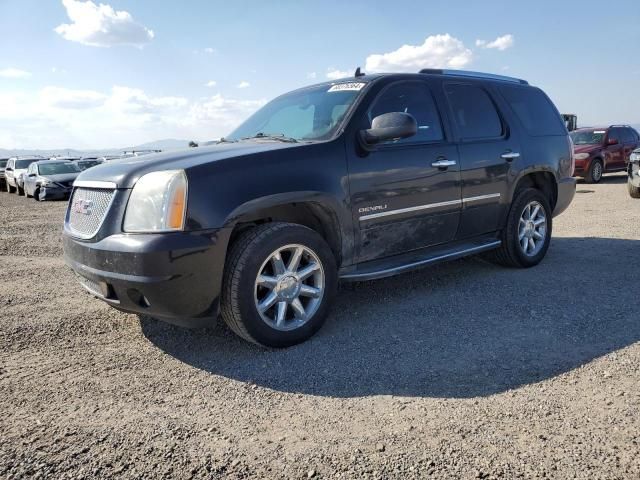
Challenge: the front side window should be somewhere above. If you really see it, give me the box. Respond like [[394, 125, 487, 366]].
[[607, 128, 621, 144], [367, 81, 444, 144], [226, 83, 366, 142], [445, 83, 503, 140], [38, 163, 80, 175]]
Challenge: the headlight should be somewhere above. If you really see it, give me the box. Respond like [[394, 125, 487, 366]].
[[40, 178, 52, 186], [574, 153, 590, 160], [123, 170, 187, 232], [630, 153, 640, 164]]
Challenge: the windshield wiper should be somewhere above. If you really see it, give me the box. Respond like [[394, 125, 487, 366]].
[[240, 132, 298, 143]]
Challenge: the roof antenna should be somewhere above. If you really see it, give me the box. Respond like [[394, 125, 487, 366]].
[[354, 67, 365, 78]]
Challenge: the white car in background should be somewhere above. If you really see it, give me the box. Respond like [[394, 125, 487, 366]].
[[4, 156, 45, 195]]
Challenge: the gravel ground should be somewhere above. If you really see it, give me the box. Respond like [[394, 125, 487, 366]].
[[1, 174, 639, 479]]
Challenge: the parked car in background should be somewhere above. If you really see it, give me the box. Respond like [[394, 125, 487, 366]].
[[570, 125, 640, 183], [24, 160, 81, 201], [63, 69, 575, 347], [122, 149, 162, 157], [0, 158, 8, 189], [98, 155, 123, 163], [628, 148, 640, 198], [4, 156, 44, 194], [73, 158, 103, 171]]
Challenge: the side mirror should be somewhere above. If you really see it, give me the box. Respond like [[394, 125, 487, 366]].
[[5, 167, 12, 171], [607, 138, 619, 146], [359, 112, 417, 148]]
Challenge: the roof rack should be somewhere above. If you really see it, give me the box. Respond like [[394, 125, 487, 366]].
[[609, 124, 631, 128], [419, 68, 528, 85]]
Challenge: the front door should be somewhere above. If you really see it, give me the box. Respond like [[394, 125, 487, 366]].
[[347, 80, 461, 263]]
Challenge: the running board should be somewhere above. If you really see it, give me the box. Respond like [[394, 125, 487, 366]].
[[340, 237, 501, 282]]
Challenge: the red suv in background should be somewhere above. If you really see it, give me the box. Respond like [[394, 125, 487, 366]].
[[570, 125, 640, 183]]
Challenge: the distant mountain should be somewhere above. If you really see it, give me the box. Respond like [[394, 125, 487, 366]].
[[0, 138, 196, 158]]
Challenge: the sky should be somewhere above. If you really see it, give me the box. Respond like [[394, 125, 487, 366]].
[[0, 0, 639, 149]]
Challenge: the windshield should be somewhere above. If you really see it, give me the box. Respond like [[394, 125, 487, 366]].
[[0, 160, 7, 168], [78, 161, 100, 169], [570, 129, 606, 145], [38, 163, 80, 175], [16, 159, 39, 169], [226, 82, 367, 142]]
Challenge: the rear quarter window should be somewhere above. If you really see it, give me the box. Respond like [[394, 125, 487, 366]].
[[499, 85, 566, 136]]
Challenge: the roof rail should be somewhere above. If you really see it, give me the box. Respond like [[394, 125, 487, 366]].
[[419, 68, 528, 85], [609, 124, 630, 128]]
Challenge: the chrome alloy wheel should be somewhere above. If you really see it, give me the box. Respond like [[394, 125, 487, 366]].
[[254, 244, 325, 331], [592, 162, 603, 182], [518, 200, 547, 256]]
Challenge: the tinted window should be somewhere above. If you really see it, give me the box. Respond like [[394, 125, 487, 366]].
[[0, 160, 7, 168], [608, 128, 621, 143], [444, 84, 502, 139], [499, 86, 565, 136], [620, 128, 635, 143], [368, 81, 443, 144]]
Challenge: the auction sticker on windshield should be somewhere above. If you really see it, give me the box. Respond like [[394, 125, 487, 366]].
[[328, 82, 365, 92]]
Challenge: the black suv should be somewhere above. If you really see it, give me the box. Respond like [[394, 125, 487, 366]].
[[63, 69, 576, 347]]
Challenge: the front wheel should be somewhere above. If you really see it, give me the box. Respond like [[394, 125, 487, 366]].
[[221, 222, 337, 348], [17, 185, 25, 196], [7, 182, 16, 193], [629, 178, 640, 199], [487, 188, 552, 268], [584, 159, 603, 184]]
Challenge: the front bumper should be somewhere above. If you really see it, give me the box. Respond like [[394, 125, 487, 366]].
[[630, 162, 640, 187], [39, 185, 72, 200], [553, 176, 576, 217], [63, 228, 232, 327]]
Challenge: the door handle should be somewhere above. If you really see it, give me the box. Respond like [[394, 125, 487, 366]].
[[431, 159, 457, 168], [501, 152, 520, 161]]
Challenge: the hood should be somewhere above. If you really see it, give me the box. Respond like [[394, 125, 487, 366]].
[[44, 172, 81, 184], [573, 144, 602, 154], [75, 142, 306, 188]]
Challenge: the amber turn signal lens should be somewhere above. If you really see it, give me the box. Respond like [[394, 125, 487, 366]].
[[167, 182, 186, 230]]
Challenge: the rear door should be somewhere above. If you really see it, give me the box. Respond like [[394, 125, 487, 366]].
[[442, 81, 521, 239], [347, 80, 461, 263]]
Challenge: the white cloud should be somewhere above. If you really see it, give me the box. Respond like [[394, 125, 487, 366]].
[[307, 72, 317, 79], [476, 34, 514, 51], [0, 86, 265, 149], [55, 0, 154, 47], [236, 81, 250, 89], [204, 47, 216, 54], [205, 80, 217, 88], [40, 86, 107, 109], [365, 34, 472, 72], [0, 68, 32, 79], [326, 68, 351, 80]]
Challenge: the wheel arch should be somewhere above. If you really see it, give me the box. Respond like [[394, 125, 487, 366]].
[[510, 169, 558, 211], [223, 192, 346, 267]]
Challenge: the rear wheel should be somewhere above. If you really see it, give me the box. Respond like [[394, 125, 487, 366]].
[[629, 178, 640, 198], [584, 158, 603, 184], [7, 182, 16, 193], [33, 188, 40, 201], [221, 222, 337, 348], [486, 188, 552, 268], [17, 184, 24, 196]]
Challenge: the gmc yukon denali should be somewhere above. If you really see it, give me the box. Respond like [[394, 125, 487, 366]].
[[63, 69, 576, 347]]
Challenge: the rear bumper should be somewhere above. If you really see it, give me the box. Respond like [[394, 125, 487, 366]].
[[553, 177, 576, 217], [63, 228, 232, 328]]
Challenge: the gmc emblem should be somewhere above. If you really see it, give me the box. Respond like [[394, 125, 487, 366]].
[[73, 199, 93, 215]]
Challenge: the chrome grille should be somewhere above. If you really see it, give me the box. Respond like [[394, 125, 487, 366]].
[[67, 187, 115, 238]]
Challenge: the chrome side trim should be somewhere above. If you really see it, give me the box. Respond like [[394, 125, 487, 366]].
[[341, 240, 502, 281], [359, 199, 462, 221], [358, 193, 501, 221], [463, 193, 501, 203], [73, 180, 118, 189]]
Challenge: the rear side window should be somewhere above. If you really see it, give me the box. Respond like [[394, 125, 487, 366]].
[[444, 84, 503, 140], [368, 81, 444, 144], [620, 128, 635, 143], [499, 85, 565, 136]]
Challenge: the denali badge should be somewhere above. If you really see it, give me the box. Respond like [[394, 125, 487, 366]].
[[358, 204, 388, 214], [73, 199, 93, 216]]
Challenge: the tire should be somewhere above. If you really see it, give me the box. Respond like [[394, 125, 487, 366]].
[[584, 158, 603, 184], [221, 222, 337, 348], [7, 182, 16, 193], [629, 178, 640, 199], [486, 188, 552, 268], [33, 188, 40, 201], [17, 185, 24, 196]]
